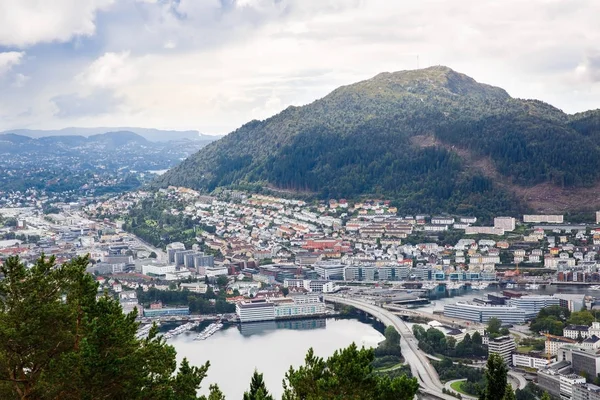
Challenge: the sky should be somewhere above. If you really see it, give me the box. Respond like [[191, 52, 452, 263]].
[[0, 0, 599, 134]]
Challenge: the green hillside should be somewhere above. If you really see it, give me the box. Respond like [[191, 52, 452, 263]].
[[154, 66, 600, 217]]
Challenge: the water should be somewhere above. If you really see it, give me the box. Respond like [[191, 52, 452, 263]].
[[169, 317, 384, 398]]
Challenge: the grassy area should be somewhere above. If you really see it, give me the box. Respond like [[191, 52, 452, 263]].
[[518, 346, 533, 353], [450, 380, 468, 394]]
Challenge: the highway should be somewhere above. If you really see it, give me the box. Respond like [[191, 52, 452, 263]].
[[324, 295, 458, 400]]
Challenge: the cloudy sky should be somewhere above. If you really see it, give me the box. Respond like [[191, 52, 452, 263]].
[[0, 0, 599, 134]]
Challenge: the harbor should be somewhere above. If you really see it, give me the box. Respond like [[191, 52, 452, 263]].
[[194, 321, 224, 341]]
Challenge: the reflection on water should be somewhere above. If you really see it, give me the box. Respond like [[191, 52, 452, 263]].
[[239, 318, 327, 336], [169, 317, 383, 399]]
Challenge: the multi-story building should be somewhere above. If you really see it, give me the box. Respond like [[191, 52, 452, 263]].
[[572, 348, 600, 379], [344, 266, 376, 281], [523, 215, 564, 223], [573, 383, 600, 400], [507, 295, 561, 319], [167, 242, 186, 263], [314, 263, 345, 280], [236, 300, 275, 322], [377, 266, 410, 281], [141, 263, 176, 276], [565, 325, 591, 340], [236, 294, 326, 322], [494, 217, 516, 232], [179, 282, 208, 293], [547, 337, 578, 356], [143, 306, 190, 318], [538, 363, 586, 400], [512, 353, 554, 369], [443, 302, 526, 324], [489, 335, 516, 365]]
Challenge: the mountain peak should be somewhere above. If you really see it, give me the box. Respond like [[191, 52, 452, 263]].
[[351, 65, 510, 101]]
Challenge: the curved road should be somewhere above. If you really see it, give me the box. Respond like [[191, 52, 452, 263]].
[[325, 295, 457, 400]]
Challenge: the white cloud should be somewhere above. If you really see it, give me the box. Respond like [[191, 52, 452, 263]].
[[0, 0, 114, 47], [0, 52, 24, 76], [2, 0, 600, 131], [77, 51, 137, 88], [12, 73, 30, 88]]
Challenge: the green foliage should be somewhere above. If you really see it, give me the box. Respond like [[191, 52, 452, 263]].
[[244, 370, 274, 400], [0, 255, 219, 400], [530, 306, 571, 335], [122, 194, 214, 249], [433, 358, 485, 396], [504, 384, 516, 400], [481, 353, 508, 400], [487, 318, 502, 336], [155, 66, 600, 215], [374, 326, 402, 358], [567, 310, 594, 326], [281, 343, 418, 400], [413, 326, 487, 358]]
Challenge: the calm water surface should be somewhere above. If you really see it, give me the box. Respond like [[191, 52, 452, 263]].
[[169, 318, 384, 398]]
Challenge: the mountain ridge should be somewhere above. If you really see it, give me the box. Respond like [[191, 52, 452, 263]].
[[154, 66, 600, 217], [1, 127, 222, 143]]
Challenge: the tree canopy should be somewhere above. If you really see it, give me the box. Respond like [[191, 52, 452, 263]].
[[282, 343, 418, 400], [0, 255, 222, 400]]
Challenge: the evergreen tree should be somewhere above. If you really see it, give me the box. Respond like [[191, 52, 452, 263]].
[[480, 353, 508, 400], [504, 384, 516, 400], [540, 392, 551, 400], [282, 343, 418, 400], [244, 370, 274, 400], [0, 255, 222, 400]]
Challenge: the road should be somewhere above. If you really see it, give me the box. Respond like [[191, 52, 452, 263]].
[[325, 295, 457, 400]]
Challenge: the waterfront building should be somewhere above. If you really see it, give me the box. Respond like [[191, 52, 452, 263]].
[[489, 335, 516, 365], [507, 295, 561, 319], [143, 306, 190, 318], [236, 300, 275, 323], [443, 302, 526, 324], [377, 266, 410, 281], [236, 294, 326, 323]]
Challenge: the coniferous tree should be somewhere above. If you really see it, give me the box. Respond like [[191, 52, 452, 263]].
[[0, 255, 222, 400], [244, 370, 274, 400], [504, 384, 516, 400], [480, 353, 508, 400]]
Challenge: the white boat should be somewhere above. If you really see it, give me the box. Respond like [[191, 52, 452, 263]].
[[194, 321, 224, 341], [506, 283, 515, 289], [590, 285, 600, 291], [525, 283, 540, 290], [163, 321, 200, 340], [471, 282, 490, 290]]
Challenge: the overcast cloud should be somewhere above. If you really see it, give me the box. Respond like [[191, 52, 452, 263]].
[[0, 0, 599, 134]]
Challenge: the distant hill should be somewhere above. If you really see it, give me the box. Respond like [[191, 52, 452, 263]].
[[1, 127, 221, 142], [154, 66, 600, 217]]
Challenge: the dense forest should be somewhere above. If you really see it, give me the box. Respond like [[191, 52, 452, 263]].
[[155, 66, 600, 215]]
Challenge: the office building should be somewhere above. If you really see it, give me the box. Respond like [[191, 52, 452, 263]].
[[344, 266, 376, 281], [507, 295, 560, 319], [143, 306, 190, 318], [443, 302, 526, 324], [512, 353, 553, 369], [573, 383, 600, 400], [236, 300, 276, 323], [538, 362, 586, 400], [489, 335, 516, 365], [236, 294, 326, 322], [572, 348, 600, 379], [314, 263, 345, 280], [167, 242, 186, 263], [141, 263, 176, 276], [175, 250, 194, 266]]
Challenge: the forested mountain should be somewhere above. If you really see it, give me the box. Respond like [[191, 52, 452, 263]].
[[154, 66, 600, 217]]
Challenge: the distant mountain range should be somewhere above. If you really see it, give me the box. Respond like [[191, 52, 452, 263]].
[[154, 66, 600, 218], [0, 127, 222, 142]]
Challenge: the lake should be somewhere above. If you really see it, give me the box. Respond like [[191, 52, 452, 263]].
[[169, 317, 384, 398]]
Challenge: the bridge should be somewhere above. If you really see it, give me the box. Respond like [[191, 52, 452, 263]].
[[324, 295, 458, 400]]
